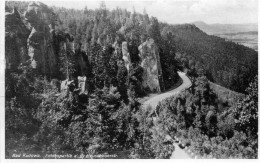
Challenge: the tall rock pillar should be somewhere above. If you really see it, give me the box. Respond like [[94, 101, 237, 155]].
[[138, 38, 163, 93]]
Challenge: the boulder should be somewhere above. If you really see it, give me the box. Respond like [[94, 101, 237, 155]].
[[138, 38, 163, 93]]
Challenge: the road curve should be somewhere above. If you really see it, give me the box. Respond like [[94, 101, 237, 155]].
[[142, 71, 192, 110], [142, 71, 192, 159]]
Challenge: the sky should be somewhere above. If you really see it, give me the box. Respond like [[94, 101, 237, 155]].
[[41, 0, 258, 24]]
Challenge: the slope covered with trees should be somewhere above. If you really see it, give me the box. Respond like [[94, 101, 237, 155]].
[[5, 1, 258, 159], [154, 73, 258, 158], [5, 1, 180, 158], [6, 1, 257, 93], [169, 24, 258, 93]]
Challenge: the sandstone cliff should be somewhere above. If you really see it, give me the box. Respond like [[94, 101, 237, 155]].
[[5, 2, 88, 79], [25, 2, 58, 76], [5, 2, 164, 93], [138, 38, 163, 93], [5, 8, 30, 69]]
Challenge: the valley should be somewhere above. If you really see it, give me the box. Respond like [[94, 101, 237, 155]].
[[193, 21, 258, 51], [215, 31, 258, 51]]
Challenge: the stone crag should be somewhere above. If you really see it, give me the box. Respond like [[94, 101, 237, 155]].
[[25, 2, 60, 76], [5, 8, 30, 69], [5, 2, 165, 94], [138, 38, 163, 93], [5, 2, 87, 80]]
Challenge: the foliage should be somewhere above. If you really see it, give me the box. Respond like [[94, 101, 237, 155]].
[[5, 63, 42, 154], [5, 1, 258, 159], [171, 24, 257, 93], [134, 105, 175, 159], [153, 74, 258, 158], [33, 85, 144, 156], [233, 75, 258, 139], [59, 43, 77, 80]]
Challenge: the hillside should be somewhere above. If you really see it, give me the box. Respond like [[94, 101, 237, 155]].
[[209, 82, 245, 105], [4, 1, 258, 159], [168, 24, 257, 93], [5, 2, 258, 94], [153, 75, 258, 159], [5, 1, 180, 158]]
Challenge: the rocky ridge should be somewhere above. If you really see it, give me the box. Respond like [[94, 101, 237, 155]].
[[5, 2, 79, 78], [5, 2, 165, 93]]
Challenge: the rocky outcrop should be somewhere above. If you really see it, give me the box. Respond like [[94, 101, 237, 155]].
[[122, 41, 131, 72], [138, 38, 163, 93], [78, 76, 88, 94], [25, 2, 58, 76], [5, 2, 88, 80], [5, 8, 30, 69]]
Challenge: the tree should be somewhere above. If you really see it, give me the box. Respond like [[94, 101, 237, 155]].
[[59, 43, 76, 80], [233, 75, 258, 138], [117, 60, 128, 102], [5, 62, 42, 153]]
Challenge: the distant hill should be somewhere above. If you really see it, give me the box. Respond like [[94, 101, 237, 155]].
[[219, 31, 258, 36], [192, 21, 258, 35], [169, 24, 258, 93]]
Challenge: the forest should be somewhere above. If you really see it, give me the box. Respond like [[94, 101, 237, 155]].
[[154, 73, 258, 158], [5, 1, 258, 159]]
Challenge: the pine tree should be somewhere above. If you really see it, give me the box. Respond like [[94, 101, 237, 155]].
[[59, 44, 76, 80]]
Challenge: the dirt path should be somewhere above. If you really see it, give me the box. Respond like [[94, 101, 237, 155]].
[[142, 71, 192, 159]]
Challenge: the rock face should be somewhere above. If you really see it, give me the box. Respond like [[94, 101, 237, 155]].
[[5, 2, 163, 95], [5, 2, 87, 80], [25, 2, 58, 76], [138, 38, 163, 93], [5, 8, 30, 69]]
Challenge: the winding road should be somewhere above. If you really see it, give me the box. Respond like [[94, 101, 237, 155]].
[[142, 71, 192, 159], [142, 71, 192, 110]]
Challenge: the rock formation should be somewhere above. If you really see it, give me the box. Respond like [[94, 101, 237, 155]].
[[138, 38, 163, 93], [78, 76, 88, 94], [5, 2, 164, 94], [5, 8, 30, 69], [121, 41, 131, 72], [5, 2, 89, 80], [25, 2, 58, 76]]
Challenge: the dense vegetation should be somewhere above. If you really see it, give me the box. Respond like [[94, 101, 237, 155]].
[[5, 1, 258, 159], [6, 1, 257, 93], [5, 1, 180, 158], [53, 4, 258, 94], [170, 24, 258, 93], [154, 72, 258, 158]]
